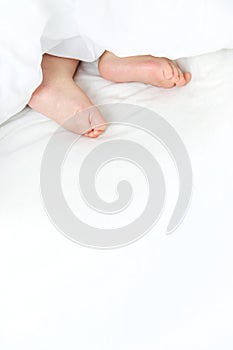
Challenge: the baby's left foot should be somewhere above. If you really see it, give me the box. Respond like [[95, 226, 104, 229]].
[[29, 79, 106, 138], [99, 52, 191, 88]]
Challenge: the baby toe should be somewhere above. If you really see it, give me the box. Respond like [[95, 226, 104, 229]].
[[86, 129, 104, 138], [89, 106, 107, 131], [82, 106, 107, 138], [175, 73, 186, 87], [175, 72, 192, 87], [169, 63, 181, 83], [158, 80, 176, 88], [183, 72, 192, 85]]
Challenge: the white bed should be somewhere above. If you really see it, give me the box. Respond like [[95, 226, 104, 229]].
[[0, 48, 233, 349]]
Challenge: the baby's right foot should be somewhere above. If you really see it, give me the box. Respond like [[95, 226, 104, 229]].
[[29, 80, 107, 138], [99, 51, 191, 88]]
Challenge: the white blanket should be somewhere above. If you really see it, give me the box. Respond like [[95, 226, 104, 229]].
[[0, 49, 233, 349], [1, 0, 233, 124]]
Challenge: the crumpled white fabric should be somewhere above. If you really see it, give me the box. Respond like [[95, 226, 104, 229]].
[[0, 0, 46, 124], [1, 0, 233, 124]]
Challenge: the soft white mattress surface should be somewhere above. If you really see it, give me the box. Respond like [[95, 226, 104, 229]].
[[0, 49, 233, 349]]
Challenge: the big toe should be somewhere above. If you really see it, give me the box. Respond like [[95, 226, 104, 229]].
[[183, 72, 192, 85], [85, 106, 107, 138], [175, 72, 192, 87]]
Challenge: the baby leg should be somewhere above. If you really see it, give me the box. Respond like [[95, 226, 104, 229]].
[[29, 54, 106, 138], [98, 51, 191, 88]]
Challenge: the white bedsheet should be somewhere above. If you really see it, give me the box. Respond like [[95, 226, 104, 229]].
[[0, 49, 233, 349]]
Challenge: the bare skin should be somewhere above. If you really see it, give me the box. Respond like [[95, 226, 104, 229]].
[[29, 51, 192, 138], [29, 54, 106, 138], [98, 51, 192, 88]]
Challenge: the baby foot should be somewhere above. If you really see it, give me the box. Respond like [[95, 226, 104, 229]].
[[29, 80, 106, 138], [99, 51, 191, 88], [144, 57, 192, 88]]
